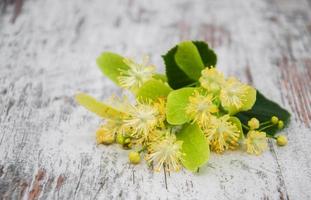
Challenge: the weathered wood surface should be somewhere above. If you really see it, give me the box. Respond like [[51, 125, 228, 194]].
[[0, 0, 311, 199]]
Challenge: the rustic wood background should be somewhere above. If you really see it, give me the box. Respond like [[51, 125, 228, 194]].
[[0, 0, 311, 199]]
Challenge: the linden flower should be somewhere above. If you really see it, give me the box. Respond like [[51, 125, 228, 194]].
[[123, 101, 161, 140], [245, 130, 268, 155], [186, 91, 218, 128], [146, 133, 183, 172], [204, 115, 240, 153], [118, 56, 155, 90], [199, 68, 225, 93], [220, 77, 256, 114], [96, 125, 115, 144], [153, 97, 167, 128], [147, 128, 166, 143], [96, 117, 129, 144]]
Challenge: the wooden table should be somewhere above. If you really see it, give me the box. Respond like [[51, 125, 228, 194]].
[[0, 0, 310, 199]]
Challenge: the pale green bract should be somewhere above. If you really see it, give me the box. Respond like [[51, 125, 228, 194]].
[[175, 41, 205, 80], [96, 52, 129, 85], [136, 79, 172, 101], [176, 123, 210, 172], [75, 93, 126, 119], [166, 87, 196, 125]]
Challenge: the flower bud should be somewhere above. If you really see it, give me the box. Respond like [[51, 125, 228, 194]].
[[277, 120, 284, 129], [127, 142, 133, 149], [124, 138, 131, 144], [96, 127, 114, 144], [122, 138, 132, 149], [271, 116, 279, 124], [276, 135, 288, 146], [128, 151, 141, 164], [116, 133, 125, 145], [248, 118, 260, 130]]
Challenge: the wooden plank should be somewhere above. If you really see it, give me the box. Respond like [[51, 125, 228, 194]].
[[0, 0, 310, 199]]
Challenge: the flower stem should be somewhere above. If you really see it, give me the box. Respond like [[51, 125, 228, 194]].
[[185, 82, 199, 87], [258, 124, 275, 131], [242, 124, 250, 130], [266, 134, 276, 139], [260, 121, 271, 126], [138, 146, 147, 153]]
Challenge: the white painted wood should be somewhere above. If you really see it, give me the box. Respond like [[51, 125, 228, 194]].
[[0, 0, 310, 199]]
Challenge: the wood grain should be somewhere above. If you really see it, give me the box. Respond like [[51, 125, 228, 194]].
[[0, 0, 310, 199]]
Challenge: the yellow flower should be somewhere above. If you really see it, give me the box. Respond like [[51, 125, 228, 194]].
[[147, 128, 166, 143], [96, 125, 115, 144], [186, 91, 218, 128], [199, 68, 225, 93], [276, 135, 288, 146], [277, 120, 284, 129], [248, 118, 260, 130], [146, 132, 183, 172], [204, 115, 240, 153], [96, 117, 129, 144], [123, 101, 161, 141], [271, 116, 279, 124], [220, 77, 256, 114], [153, 97, 167, 128], [245, 130, 268, 155], [118, 56, 155, 90], [129, 151, 141, 164]]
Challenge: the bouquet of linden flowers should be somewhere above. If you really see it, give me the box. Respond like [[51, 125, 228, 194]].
[[76, 41, 290, 172]]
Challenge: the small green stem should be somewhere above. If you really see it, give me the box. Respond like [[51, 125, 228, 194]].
[[138, 146, 147, 153], [258, 124, 275, 131], [266, 134, 276, 139], [260, 121, 271, 126], [185, 82, 199, 87], [242, 124, 250, 130]]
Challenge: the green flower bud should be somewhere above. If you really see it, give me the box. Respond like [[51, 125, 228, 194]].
[[271, 116, 279, 124], [277, 120, 284, 129], [122, 138, 132, 149], [128, 151, 141, 164], [127, 142, 133, 149], [276, 135, 288, 146], [248, 118, 260, 130], [116, 133, 125, 145], [124, 138, 131, 144]]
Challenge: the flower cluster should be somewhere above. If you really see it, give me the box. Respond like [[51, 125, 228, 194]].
[[77, 41, 290, 173], [94, 57, 184, 172]]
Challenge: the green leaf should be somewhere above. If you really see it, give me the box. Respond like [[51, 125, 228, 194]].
[[175, 41, 205, 80], [236, 91, 291, 136], [163, 46, 195, 89], [176, 123, 210, 172], [193, 41, 217, 67], [166, 87, 196, 125], [75, 93, 126, 119], [96, 52, 129, 85], [136, 79, 173, 101], [162, 41, 217, 89]]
